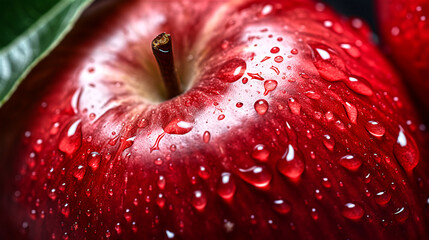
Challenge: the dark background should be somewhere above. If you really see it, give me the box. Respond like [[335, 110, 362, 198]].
[[323, 0, 376, 31]]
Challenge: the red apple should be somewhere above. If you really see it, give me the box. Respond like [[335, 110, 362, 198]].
[[1, 0, 429, 239], [376, 0, 429, 112]]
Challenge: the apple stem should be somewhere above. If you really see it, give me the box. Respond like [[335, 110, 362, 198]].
[[152, 33, 182, 99]]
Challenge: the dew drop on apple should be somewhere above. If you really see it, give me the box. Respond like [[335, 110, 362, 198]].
[[156, 193, 166, 208], [191, 190, 207, 211], [48, 188, 57, 200], [216, 172, 236, 200], [304, 91, 321, 100], [115, 223, 122, 235], [72, 165, 86, 180], [254, 99, 269, 115], [263, 80, 278, 95], [394, 207, 409, 223], [124, 209, 132, 222], [61, 203, 70, 218], [272, 199, 292, 214], [309, 43, 347, 81], [236, 102, 243, 108], [88, 152, 101, 170], [270, 47, 280, 53], [339, 155, 362, 171], [251, 144, 270, 162], [310, 208, 319, 220], [343, 102, 357, 124], [198, 166, 210, 179], [202, 131, 210, 143], [288, 98, 301, 115], [340, 43, 361, 58], [216, 58, 246, 83], [342, 203, 364, 220], [157, 175, 166, 189], [321, 177, 332, 188], [394, 125, 419, 171], [238, 165, 272, 188], [58, 119, 82, 155], [374, 191, 391, 206], [247, 72, 264, 81], [277, 144, 305, 178], [345, 76, 373, 96], [365, 121, 385, 138], [163, 119, 193, 135], [274, 56, 283, 63], [323, 135, 335, 151]]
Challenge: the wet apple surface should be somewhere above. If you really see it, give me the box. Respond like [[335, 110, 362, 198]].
[[0, 0, 428, 239]]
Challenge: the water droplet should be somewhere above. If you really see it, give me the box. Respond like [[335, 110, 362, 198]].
[[61, 203, 70, 218], [48, 189, 57, 200], [263, 80, 278, 95], [321, 178, 332, 188], [236, 102, 243, 108], [270, 47, 280, 53], [277, 144, 305, 178], [394, 207, 409, 223], [88, 152, 101, 170], [166, 230, 175, 239], [311, 208, 319, 220], [339, 155, 362, 171], [290, 48, 298, 55], [304, 91, 321, 100], [342, 203, 364, 220], [72, 165, 86, 180], [191, 190, 207, 211], [247, 72, 264, 81], [252, 144, 270, 162], [272, 199, 292, 214], [254, 99, 269, 115], [288, 98, 301, 115], [238, 165, 272, 188], [343, 102, 357, 124], [340, 43, 361, 58], [365, 121, 385, 138], [156, 193, 166, 208], [323, 135, 335, 151], [375, 191, 391, 206], [216, 59, 246, 82], [309, 43, 347, 81], [218, 114, 225, 120], [198, 166, 210, 179], [58, 119, 82, 155], [217, 172, 236, 200], [203, 131, 211, 143], [270, 66, 280, 75], [163, 119, 193, 135], [261, 4, 273, 15], [274, 56, 283, 63], [50, 122, 60, 135], [394, 126, 419, 171], [157, 175, 166, 190], [261, 56, 271, 62], [346, 76, 373, 96], [124, 209, 132, 222]]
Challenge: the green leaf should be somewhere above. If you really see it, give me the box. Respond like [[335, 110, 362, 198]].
[[0, 0, 93, 107]]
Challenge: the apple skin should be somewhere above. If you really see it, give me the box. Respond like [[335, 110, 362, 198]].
[[1, 0, 429, 239], [376, 0, 429, 112]]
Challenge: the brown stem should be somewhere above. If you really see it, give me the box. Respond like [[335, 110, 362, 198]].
[[152, 33, 182, 99]]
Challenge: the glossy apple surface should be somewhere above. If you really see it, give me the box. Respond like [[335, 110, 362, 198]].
[[377, 0, 429, 112], [1, 0, 429, 239]]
